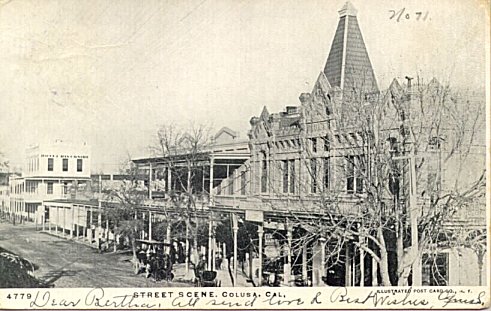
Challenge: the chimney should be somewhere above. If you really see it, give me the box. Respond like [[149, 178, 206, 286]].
[[405, 76, 413, 99], [286, 106, 300, 115]]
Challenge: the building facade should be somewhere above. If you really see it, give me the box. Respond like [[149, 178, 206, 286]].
[[211, 2, 486, 286], [5, 140, 91, 224]]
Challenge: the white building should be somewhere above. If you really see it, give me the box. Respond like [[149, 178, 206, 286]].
[[7, 140, 91, 223]]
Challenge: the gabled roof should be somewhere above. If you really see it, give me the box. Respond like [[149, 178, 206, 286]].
[[214, 126, 238, 140], [312, 71, 332, 95], [323, 2, 378, 95]]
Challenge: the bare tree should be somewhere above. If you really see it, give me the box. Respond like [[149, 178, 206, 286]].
[[149, 123, 213, 266], [234, 74, 486, 286], [102, 161, 146, 262]]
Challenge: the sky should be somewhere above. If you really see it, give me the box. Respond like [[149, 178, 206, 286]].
[[0, 0, 488, 172]]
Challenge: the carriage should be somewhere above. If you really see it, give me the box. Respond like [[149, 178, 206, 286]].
[[133, 240, 175, 281]]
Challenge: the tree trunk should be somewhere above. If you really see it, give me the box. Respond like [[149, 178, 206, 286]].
[[396, 220, 406, 285], [131, 238, 137, 262], [377, 227, 392, 286], [113, 226, 118, 253]]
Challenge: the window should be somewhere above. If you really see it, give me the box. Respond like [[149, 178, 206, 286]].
[[62, 158, 68, 172], [281, 160, 295, 194], [289, 159, 295, 193], [282, 160, 289, 193], [323, 158, 330, 190], [48, 158, 54, 171], [311, 158, 317, 193], [77, 159, 83, 172], [324, 136, 330, 152], [310, 138, 317, 153], [261, 156, 268, 193], [47, 182, 53, 195], [346, 155, 365, 193], [422, 253, 449, 286]]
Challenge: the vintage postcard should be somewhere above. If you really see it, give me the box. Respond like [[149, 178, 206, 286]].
[[0, 0, 489, 309]]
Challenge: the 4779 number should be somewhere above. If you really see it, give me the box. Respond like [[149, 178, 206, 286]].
[[6, 293, 32, 299]]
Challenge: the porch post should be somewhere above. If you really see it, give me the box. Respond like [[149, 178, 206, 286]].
[[70, 205, 74, 238], [48, 206, 51, 233], [232, 213, 238, 286], [360, 242, 365, 287], [320, 237, 327, 282], [167, 167, 172, 192], [258, 224, 264, 286], [284, 222, 292, 286], [345, 245, 351, 286], [62, 206, 66, 237], [208, 217, 213, 270], [209, 157, 214, 206], [302, 243, 308, 283], [149, 163, 153, 200], [148, 211, 152, 240], [185, 221, 189, 272]]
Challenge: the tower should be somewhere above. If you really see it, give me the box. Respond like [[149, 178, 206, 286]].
[[323, 2, 378, 96]]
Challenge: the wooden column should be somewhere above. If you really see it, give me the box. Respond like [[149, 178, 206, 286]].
[[345, 245, 351, 286], [258, 224, 264, 286], [232, 213, 238, 286], [166, 223, 171, 243], [42, 208, 45, 231], [149, 163, 153, 199], [48, 207, 52, 233], [55, 206, 59, 235], [75, 206, 79, 238], [148, 211, 152, 240], [302, 242, 308, 283], [360, 241, 365, 287], [62, 206, 66, 237], [320, 237, 327, 282], [209, 157, 214, 206], [284, 222, 292, 286], [208, 218, 213, 271], [70, 206, 74, 238], [185, 221, 190, 272], [167, 167, 172, 192]]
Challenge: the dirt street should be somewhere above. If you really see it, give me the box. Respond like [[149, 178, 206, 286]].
[[0, 222, 191, 288]]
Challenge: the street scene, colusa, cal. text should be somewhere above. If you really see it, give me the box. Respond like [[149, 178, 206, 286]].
[[0, 0, 487, 295]]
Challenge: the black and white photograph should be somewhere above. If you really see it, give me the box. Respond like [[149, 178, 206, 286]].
[[0, 0, 488, 309]]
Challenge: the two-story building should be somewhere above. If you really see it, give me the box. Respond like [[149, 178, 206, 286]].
[[7, 140, 91, 224]]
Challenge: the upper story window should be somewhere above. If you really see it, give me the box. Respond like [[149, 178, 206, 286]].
[[282, 159, 295, 194], [48, 158, 54, 171], [346, 155, 365, 194], [77, 159, 83, 172], [310, 138, 317, 153], [310, 158, 318, 193], [324, 136, 330, 152], [62, 158, 68, 172], [323, 157, 330, 191], [47, 182, 53, 195], [260, 153, 268, 193]]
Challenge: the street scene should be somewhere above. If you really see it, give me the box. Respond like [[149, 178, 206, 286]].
[[0, 1, 488, 289]]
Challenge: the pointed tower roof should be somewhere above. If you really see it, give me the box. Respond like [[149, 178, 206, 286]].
[[323, 2, 378, 95]]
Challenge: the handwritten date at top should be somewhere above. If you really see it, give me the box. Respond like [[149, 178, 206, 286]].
[[389, 8, 429, 22]]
